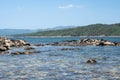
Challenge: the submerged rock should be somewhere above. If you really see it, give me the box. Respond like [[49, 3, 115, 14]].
[[87, 59, 97, 64], [11, 51, 34, 55], [34, 44, 44, 46], [0, 51, 9, 54], [11, 51, 41, 55], [11, 52, 22, 55], [24, 46, 35, 50], [61, 48, 80, 51]]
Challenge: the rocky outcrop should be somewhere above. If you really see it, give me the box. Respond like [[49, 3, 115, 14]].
[[10, 39, 30, 47], [0, 36, 31, 52], [51, 39, 120, 46]]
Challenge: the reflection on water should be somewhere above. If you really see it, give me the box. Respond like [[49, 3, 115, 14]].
[[0, 45, 120, 80]]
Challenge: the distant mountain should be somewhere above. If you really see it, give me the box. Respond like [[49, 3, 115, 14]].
[[46, 26, 76, 30], [18, 23, 120, 36], [37, 26, 76, 31], [0, 29, 36, 36]]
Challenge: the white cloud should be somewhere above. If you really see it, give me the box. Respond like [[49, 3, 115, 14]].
[[58, 4, 83, 9], [59, 4, 73, 9]]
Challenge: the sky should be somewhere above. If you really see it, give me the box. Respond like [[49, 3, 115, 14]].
[[0, 0, 120, 29]]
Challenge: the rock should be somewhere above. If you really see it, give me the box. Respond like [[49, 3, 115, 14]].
[[104, 41, 115, 46], [11, 40, 30, 47], [11, 51, 34, 55], [19, 40, 30, 46], [87, 59, 97, 64], [0, 46, 7, 51], [24, 46, 35, 50], [0, 36, 31, 46], [97, 42, 105, 46], [4, 46, 11, 50], [34, 44, 44, 46], [115, 43, 120, 46], [11, 50, 41, 55], [4, 42, 11, 47], [0, 51, 9, 54], [24, 51, 34, 54], [63, 40, 77, 42], [11, 52, 22, 55]]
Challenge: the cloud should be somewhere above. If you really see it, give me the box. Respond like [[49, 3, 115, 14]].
[[58, 4, 73, 9], [58, 4, 82, 9]]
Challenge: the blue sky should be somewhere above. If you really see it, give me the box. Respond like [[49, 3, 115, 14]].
[[0, 0, 120, 29]]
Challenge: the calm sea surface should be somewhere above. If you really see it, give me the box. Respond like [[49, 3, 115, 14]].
[[0, 37, 120, 80]]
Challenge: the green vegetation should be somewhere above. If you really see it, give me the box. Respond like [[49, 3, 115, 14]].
[[18, 23, 120, 36]]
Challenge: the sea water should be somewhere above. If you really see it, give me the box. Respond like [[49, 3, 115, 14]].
[[0, 37, 120, 80]]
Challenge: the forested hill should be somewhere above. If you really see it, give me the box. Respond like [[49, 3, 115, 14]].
[[19, 23, 120, 36]]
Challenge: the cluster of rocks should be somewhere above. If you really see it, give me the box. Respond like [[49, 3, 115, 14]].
[[1, 36, 120, 55], [51, 38, 120, 46], [0, 36, 30, 52]]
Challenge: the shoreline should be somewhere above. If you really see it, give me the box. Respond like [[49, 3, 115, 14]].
[[8, 36, 120, 38]]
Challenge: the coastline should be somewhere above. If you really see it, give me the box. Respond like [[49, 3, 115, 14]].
[[9, 35, 120, 38]]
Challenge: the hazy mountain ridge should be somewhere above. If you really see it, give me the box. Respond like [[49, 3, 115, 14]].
[[37, 26, 75, 31], [0, 26, 76, 36], [0, 29, 35, 36]]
